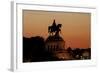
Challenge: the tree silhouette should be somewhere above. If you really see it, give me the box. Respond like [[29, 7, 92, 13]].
[[23, 36, 59, 62]]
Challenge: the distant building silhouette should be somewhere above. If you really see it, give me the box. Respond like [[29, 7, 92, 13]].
[[46, 20, 65, 52], [45, 20, 72, 60]]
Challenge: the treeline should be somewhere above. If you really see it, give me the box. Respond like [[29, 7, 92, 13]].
[[23, 36, 58, 62]]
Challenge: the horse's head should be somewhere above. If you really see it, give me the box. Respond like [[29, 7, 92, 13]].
[[58, 24, 62, 28]]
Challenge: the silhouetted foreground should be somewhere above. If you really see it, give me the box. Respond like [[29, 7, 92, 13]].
[[23, 36, 59, 62], [23, 36, 91, 62]]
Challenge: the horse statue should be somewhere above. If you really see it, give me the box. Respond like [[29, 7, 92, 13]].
[[55, 24, 62, 36], [48, 20, 62, 36]]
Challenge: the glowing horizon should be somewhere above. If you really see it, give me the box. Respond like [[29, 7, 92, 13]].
[[23, 10, 91, 49]]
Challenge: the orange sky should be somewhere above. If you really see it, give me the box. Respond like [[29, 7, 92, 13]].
[[23, 10, 91, 48]]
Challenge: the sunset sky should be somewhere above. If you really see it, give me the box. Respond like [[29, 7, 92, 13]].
[[23, 10, 91, 49]]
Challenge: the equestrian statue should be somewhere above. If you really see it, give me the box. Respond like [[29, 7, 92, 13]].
[[48, 19, 62, 36]]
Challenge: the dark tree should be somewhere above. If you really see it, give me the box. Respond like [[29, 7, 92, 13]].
[[23, 36, 59, 62]]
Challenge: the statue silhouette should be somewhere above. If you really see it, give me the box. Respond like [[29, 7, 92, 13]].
[[55, 24, 62, 36], [48, 20, 62, 36]]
